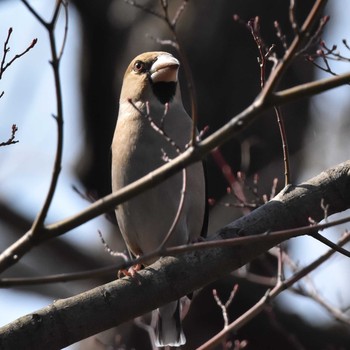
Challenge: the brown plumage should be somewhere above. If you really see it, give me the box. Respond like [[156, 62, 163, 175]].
[[111, 52, 207, 347]]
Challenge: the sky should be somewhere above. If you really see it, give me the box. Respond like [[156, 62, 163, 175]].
[[0, 2, 100, 349], [0, 1, 349, 348]]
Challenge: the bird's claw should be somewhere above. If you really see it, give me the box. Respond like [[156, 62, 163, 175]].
[[118, 264, 142, 283]]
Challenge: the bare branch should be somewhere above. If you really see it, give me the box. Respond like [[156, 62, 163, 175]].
[[237, 14, 292, 186], [298, 15, 330, 56], [2, 209, 350, 349], [58, 0, 69, 60], [289, 0, 299, 34], [2, 165, 350, 285], [0, 27, 37, 80], [274, 106, 291, 186], [171, 0, 188, 28], [0, 69, 349, 273], [1, 0, 349, 279], [98, 230, 129, 260], [261, 0, 328, 98], [197, 231, 350, 350], [124, 0, 165, 20], [22, 0, 67, 236], [213, 284, 239, 328], [270, 71, 350, 104], [274, 21, 288, 51], [343, 39, 350, 51], [0, 124, 19, 147], [281, 247, 350, 325]]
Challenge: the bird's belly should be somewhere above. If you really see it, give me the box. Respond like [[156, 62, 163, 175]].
[[114, 160, 205, 264], [112, 119, 206, 263], [115, 173, 187, 257]]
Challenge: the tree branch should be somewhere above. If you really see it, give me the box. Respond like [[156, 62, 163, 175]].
[[0, 69, 349, 274], [1, 161, 350, 349], [0, 0, 348, 274], [271, 71, 350, 104], [198, 231, 350, 350]]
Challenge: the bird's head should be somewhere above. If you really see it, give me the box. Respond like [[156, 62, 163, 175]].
[[120, 51, 180, 105]]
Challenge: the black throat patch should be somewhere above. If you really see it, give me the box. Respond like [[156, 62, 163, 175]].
[[151, 81, 177, 104]]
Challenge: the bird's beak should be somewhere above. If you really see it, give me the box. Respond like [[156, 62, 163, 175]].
[[150, 54, 180, 83]]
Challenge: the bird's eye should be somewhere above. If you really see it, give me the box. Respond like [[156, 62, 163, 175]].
[[133, 61, 145, 73]]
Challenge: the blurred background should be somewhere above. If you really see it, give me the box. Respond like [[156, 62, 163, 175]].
[[0, 0, 350, 349]]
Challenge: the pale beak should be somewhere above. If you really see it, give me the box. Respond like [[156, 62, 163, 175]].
[[150, 54, 180, 83]]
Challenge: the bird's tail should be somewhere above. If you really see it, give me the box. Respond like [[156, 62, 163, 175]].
[[155, 300, 186, 347]]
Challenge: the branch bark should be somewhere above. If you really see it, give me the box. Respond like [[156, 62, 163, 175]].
[[1, 161, 350, 349], [0, 69, 349, 275]]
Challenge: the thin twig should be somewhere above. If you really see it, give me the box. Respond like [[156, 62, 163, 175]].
[[274, 106, 291, 185], [0, 0, 349, 273], [261, 0, 328, 99], [0, 28, 13, 78], [289, 0, 299, 34], [319, 41, 350, 62], [1, 38, 37, 78], [163, 8, 198, 146], [22, 0, 66, 235], [0, 265, 120, 287], [298, 16, 330, 56], [0, 68, 348, 276], [213, 284, 239, 328], [0, 124, 19, 147], [58, 0, 69, 60], [21, 0, 47, 27], [146, 35, 178, 49], [197, 231, 350, 350], [158, 167, 187, 250], [211, 149, 242, 200], [210, 200, 258, 210], [281, 248, 350, 325], [248, 16, 267, 88], [274, 21, 288, 51], [2, 215, 350, 287], [0, 27, 37, 80], [306, 38, 350, 79], [343, 39, 350, 51], [172, 0, 188, 27], [276, 245, 284, 284], [124, 0, 164, 20], [98, 230, 129, 260], [248, 16, 291, 185]]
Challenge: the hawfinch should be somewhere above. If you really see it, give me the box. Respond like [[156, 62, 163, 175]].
[[111, 52, 207, 347]]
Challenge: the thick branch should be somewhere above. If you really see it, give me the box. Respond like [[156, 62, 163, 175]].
[[0, 69, 348, 275], [1, 161, 350, 349]]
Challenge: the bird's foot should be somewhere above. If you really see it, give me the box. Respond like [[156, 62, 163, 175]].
[[118, 263, 141, 278], [118, 260, 142, 285]]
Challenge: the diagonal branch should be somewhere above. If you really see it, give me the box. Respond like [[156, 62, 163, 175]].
[[0, 0, 349, 275], [197, 231, 350, 350], [0, 69, 349, 274], [260, 0, 327, 99], [1, 160, 350, 349], [2, 212, 350, 287]]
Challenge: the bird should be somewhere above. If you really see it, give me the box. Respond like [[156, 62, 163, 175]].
[[111, 51, 207, 347]]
